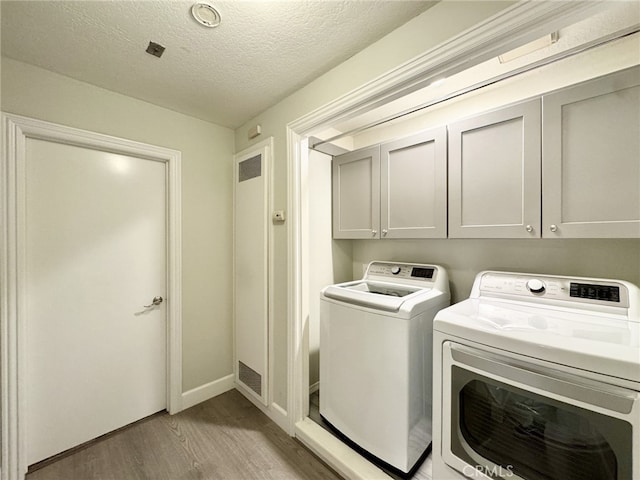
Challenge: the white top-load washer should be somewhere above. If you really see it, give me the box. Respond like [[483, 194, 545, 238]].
[[432, 271, 640, 480], [320, 261, 450, 476]]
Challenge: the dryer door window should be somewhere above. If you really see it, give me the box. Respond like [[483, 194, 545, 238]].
[[442, 343, 637, 480]]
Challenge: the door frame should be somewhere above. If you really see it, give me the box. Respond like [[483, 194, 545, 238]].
[[285, 0, 605, 474], [0, 113, 183, 480]]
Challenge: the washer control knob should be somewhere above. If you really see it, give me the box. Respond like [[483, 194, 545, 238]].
[[527, 279, 546, 294], [391, 266, 401, 275]]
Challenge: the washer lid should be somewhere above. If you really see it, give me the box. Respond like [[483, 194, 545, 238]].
[[322, 281, 425, 312]]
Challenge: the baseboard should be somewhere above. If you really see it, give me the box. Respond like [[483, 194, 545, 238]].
[[181, 374, 235, 411], [235, 382, 290, 434], [269, 402, 289, 433]]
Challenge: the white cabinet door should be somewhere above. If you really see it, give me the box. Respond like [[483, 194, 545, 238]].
[[332, 145, 381, 239], [448, 99, 541, 238], [542, 66, 640, 238], [380, 127, 447, 238]]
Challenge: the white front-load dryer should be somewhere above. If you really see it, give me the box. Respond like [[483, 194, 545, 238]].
[[432, 271, 640, 480], [320, 261, 450, 476]]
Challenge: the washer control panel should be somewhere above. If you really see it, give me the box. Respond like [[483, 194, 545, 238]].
[[478, 272, 629, 308], [366, 262, 436, 281], [526, 279, 546, 294]]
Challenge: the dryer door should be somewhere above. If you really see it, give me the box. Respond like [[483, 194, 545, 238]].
[[441, 342, 639, 480]]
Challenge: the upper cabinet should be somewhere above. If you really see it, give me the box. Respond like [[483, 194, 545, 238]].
[[448, 99, 541, 238], [380, 127, 447, 239], [332, 145, 380, 239], [332, 67, 639, 240], [332, 127, 447, 239], [542, 66, 640, 238]]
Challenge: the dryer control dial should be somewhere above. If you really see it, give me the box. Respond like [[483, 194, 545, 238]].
[[390, 266, 402, 275], [527, 279, 546, 294]]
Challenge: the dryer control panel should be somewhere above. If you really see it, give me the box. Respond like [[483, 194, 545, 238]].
[[477, 272, 630, 308]]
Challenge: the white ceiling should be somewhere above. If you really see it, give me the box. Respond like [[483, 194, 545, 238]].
[[1, 0, 436, 128]]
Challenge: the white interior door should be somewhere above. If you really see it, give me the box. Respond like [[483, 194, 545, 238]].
[[25, 138, 167, 465]]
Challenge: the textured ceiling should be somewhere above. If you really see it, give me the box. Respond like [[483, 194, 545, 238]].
[[1, 0, 436, 128]]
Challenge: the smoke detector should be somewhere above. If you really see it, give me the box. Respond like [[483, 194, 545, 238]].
[[191, 3, 221, 28]]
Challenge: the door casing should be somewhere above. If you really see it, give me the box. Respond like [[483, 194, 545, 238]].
[[0, 113, 183, 480]]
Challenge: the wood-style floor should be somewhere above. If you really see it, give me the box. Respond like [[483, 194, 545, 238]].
[[27, 389, 341, 480]]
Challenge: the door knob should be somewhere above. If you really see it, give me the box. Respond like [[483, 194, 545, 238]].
[[144, 296, 163, 308]]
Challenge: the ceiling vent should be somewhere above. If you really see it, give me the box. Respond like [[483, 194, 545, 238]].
[[146, 41, 166, 58]]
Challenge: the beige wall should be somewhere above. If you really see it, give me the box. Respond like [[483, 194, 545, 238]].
[[234, 1, 516, 409], [1, 57, 235, 392], [303, 150, 353, 387], [352, 239, 640, 305]]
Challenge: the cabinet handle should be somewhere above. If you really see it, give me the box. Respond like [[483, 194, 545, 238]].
[[525, 225, 533, 233], [382, 229, 388, 236], [550, 224, 558, 233], [371, 230, 377, 236]]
